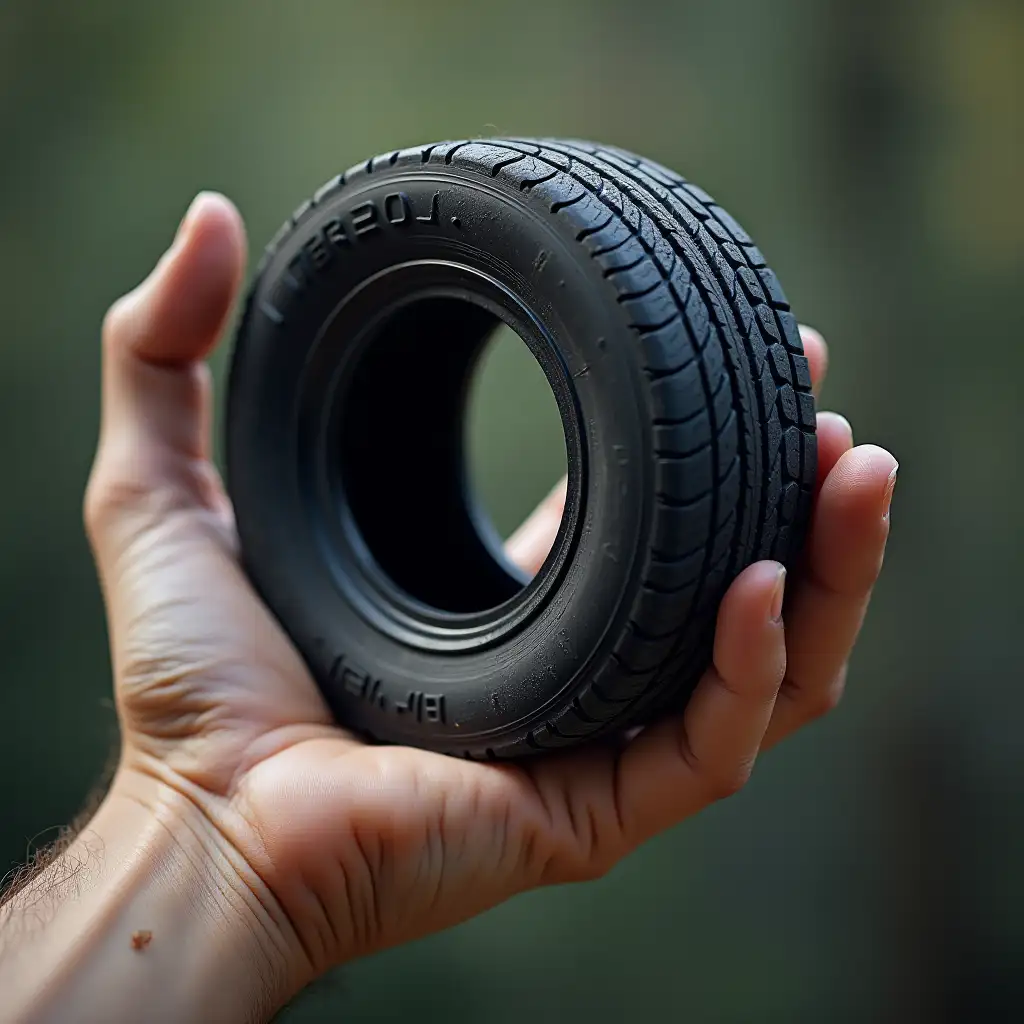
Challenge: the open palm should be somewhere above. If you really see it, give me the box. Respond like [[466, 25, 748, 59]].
[[86, 193, 896, 992]]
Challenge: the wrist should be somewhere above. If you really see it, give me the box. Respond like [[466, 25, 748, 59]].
[[0, 768, 305, 1023]]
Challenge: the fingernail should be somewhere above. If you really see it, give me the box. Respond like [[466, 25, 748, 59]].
[[882, 464, 898, 521], [770, 566, 787, 623]]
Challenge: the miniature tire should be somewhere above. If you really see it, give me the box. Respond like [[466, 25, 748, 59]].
[[225, 137, 817, 759]]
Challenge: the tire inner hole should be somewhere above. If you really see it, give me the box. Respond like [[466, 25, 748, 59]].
[[338, 296, 568, 615]]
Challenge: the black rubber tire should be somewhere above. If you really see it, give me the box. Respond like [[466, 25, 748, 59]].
[[225, 137, 817, 759]]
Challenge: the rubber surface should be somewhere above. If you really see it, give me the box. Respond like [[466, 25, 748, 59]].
[[225, 137, 817, 759]]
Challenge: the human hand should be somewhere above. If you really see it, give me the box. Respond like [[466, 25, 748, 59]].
[[8, 192, 897, 1020]]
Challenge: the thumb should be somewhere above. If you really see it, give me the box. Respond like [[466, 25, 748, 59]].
[[85, 192, 246, 563], [504, 477, 567, 576]]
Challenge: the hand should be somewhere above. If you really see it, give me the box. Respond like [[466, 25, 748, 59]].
[[53, 193, 898, 1015]]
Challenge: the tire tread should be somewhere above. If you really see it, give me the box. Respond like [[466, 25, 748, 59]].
[[241, 137, 817, 757]]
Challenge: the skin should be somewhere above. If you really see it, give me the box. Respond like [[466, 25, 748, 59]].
[[0, 193, 897, 1022]]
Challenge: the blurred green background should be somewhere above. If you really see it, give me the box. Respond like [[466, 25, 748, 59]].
[[2, 1, 1022, 1020]]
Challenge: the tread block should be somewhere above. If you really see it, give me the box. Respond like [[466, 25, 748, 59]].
[[757, 267, 789, 308], [770, 343, 793, 382], [641, 318, 696, 374], [781, 481, 800, 524], [792, 353, 812, 390], [798, 391, 817, 428], [777, 309, 803, 350], [783, 426, 803, 480], [650, 362, 707, 420], [656, 445, 714, 504], [653, 493, 715, 553], [779, 384, 800, 425], [654, 416, 711, 456]]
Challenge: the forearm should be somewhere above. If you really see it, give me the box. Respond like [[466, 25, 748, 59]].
[[0, 773, 294, 1023]]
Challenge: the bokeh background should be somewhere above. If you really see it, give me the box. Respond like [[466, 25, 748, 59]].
[[2, 1, 1022, 1020]]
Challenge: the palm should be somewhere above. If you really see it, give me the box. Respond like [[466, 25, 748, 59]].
[[88, 192, 896, 976], [99, 429, 614, 957], [109, 473, 628, 964], [238, 734, 589, 963], [107, 491, 333, 780]]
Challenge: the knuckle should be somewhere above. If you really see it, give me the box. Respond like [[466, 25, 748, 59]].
[[812, 556, 883, 602], [804, 670, 848, 723], [552, 850, 613, 885], [102, 293, 133, 347], [581, 840, 622, 882], [83, 470, 115, 534], [850, 559, 885, 596], [679, 726, 753, 803], [769, 653, 789, 694], [83, 470, 113, 539], [705, 760, 754, 802], [582, 855, 615, 883], [83, 463, 152, 540], [543, 831, 621, 886]]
